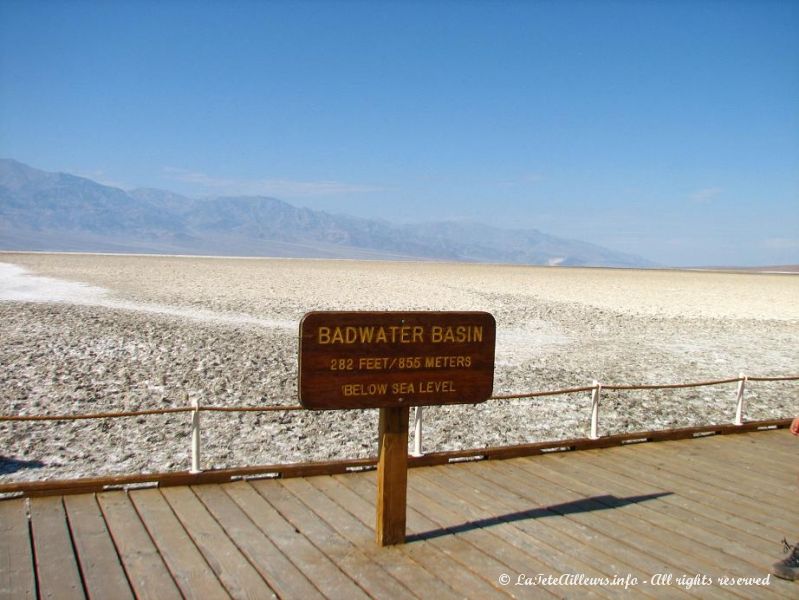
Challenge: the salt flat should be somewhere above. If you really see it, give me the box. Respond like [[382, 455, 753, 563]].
[[1, 252, 797, 482]]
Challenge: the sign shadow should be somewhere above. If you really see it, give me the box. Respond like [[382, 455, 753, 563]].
[[405, 492, 673, 543]]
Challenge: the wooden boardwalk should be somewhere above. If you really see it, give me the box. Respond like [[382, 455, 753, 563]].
[[2, 429, 797, 599]]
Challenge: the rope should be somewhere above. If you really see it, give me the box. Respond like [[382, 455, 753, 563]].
[[746, 375, 799, 382], [1, 407, 192, 422], [200, 405, 303, 413], [490, 386, 596, 400], [0, 405, 304, 422], [1, 374, 797, 422], [601, 377, 742, 391]]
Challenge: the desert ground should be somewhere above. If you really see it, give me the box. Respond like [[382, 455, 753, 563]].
[[1, 252, 798, 483]]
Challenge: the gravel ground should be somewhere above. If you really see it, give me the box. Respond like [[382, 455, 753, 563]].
[[1, 252, 798, 483]]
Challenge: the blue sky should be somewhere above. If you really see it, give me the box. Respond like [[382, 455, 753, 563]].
[[1, 0, 797, 266]]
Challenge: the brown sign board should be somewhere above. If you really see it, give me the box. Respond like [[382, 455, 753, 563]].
[[299, 311, 496, 410]]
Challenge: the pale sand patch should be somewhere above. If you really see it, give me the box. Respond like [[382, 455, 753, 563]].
[[0, 261, 294, 330], [0, 262, 110, 304]]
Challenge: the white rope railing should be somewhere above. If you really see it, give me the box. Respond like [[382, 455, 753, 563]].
[[1, 373, 797, 472], [410, 373, 796, 458]]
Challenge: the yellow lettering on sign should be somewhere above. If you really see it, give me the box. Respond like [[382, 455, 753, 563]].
[[318, 325, 425, 345], [391, 382, 415, 394], [431, 325, 483, 343], [418, 380, 457, 393], [342, 383, 389, 396], [424, 355, 472, 368], [318, 326, 331, 344], [318, 324, 483, 345]]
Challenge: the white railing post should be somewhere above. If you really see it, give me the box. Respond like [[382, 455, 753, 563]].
[[190, 395, 202, 473], [411, 406, 424, 457], [590, 380, 601, 440], [734, 372, 747, 426]]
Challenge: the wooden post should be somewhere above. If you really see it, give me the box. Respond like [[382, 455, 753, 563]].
[[590, 380, 601, 440], [376, 405, 410, 545], [734, 372, 746, 426], [190, 395, 202, 474], [411, 405, 424, 457]]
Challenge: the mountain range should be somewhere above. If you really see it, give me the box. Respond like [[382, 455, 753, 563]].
[[0, 159, 653, 267]]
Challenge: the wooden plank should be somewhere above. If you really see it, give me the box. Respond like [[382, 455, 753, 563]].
[[62, 494, 133, 600], [627, 439, 797, 506], [494, 458, 745, 598], [375, 466, 602, 599], [389, 473, 527, 599], [494, 455, 742, 585], [0, 499, 36, 600], [129, 488, 228, 600], [407, 467, 617, 600], [325, 472, 496, 600], [697, 434, 799, 474], [517, 455, 788, 600], [334, 472, 519, 600], [252, 478, 417, 600], [599, 445, 798, 534], [563, 448, 788, 545], [160, 486, 277, 599], [579, 443, 791, 534], [633, 433, 796, 476], [416, 465, 660, 596], [377, 405, 409, 545], [458, 460, 700, 599], [734, 429, 799, 452], [716, 442, 799, 473], [546, 450, 768, 550], [543, 444, 798, 597], [223, 480, 370, 600], [685, 438, 799, 481], [412, 465, 661, 600], [96, 491, 182, 600], [302, 475, 464, 600], [28, 496, 84, 600], [533, 447, 799, 591], [191, 483, 325, 600]]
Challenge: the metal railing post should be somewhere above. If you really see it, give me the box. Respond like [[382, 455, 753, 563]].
[[590, 380, 601, 440], [411, 406, 424, 457], [734, 372, 747, 426], [190, 395, 202, 473]]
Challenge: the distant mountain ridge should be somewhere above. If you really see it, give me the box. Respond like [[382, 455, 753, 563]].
[[0, 159, 654, 267]]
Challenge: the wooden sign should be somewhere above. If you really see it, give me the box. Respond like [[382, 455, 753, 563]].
[[299, 311, 496, 410]]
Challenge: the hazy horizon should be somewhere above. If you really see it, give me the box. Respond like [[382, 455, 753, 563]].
[[1, 1, 797, 267]]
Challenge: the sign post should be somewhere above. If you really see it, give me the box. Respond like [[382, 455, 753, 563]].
[[376, 405, 410, 545], [299, 311, 496, 545]]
